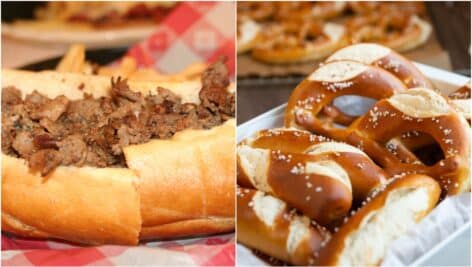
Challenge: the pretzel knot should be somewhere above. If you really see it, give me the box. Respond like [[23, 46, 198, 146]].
[[285, 60, 407, 140], [237, 128, 387, 226], [345, 88, 470, 195]]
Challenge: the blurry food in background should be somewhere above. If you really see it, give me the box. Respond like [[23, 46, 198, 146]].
[[274, 1, 347, 21], [237, 1, 432, 64], [14, 1, 176, 30], [237, 19, 261, 54], [345, 2, 431, 52], [251, 20, 347, 63], [56, 44, 207, 82]]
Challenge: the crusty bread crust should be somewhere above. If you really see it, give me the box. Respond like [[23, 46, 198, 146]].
[[140, 217, 234, 240], [2, 155, 141, 245], [124, 120, 236, 227], [2, 69, 202, 104], [1, 70, 235, 244]]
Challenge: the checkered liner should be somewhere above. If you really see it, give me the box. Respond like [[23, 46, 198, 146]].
[[2, 2, 235, 266], [126, 2, 235, 74], [2, 234, 234, 266]]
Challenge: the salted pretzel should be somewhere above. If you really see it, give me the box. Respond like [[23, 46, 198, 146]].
[[346, 11, 431, 52], [251, 21, 347, 64], [285, 60, 407, 140], [238, 128, 388, 225], [274, 1, 347, 21], [342, 88, 470, 195], [237, 186, 331, 266], [326, 43, 433, 89], [449, 82, 471, 122], [316, 174, 440, 265]]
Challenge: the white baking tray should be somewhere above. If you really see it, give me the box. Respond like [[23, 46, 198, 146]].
[[237, 62, 470, 266]]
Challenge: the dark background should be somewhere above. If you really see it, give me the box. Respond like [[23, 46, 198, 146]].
[[237, 1, 471, 124]]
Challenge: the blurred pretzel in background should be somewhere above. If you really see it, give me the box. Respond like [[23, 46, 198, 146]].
[[237, 1, 433, 63], [345, 2, 431, 52]]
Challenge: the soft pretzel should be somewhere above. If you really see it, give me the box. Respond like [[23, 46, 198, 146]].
[[326, 43, 433, 89], [274, 1, 347, 21], [252, 21, 347, 64], [344, 88, 470, 195], [238, 128, 388, 224], [346, 12, 431, 53], [237, 18, 262, 54], [237, 186, 331, 266], [284, 60, 407, 140], [315, 174, 440, 266], [449, 82, 471, 122]]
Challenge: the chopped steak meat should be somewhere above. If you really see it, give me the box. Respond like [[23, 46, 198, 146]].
[[28, 149, 63, 176], [2, 60, 234, 176], [199, 57, 235, 115]]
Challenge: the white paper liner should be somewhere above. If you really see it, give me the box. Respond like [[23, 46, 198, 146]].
[[382, 193, 471, 266]]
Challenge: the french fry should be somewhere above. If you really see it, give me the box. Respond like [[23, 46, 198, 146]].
[[55, 44, 86, 73], [55, 44, 207, 82]]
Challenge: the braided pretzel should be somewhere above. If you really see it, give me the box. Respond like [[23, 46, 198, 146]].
[[237, 186, 331, 266], [346, 12, 431, 53], [326, 43, 433, 89], [343, 88, 470, 195], [237, 128, 388, 225], [284, 60, 407, 140], [252, 21, 347, 64], [274, 1, 347, 21]]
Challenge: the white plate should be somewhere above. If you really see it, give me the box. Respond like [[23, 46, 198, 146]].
[[236, 62, 470, 266], [2, 23, 156, 48]]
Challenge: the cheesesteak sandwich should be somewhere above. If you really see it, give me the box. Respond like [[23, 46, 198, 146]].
[[1, 60, 235, 245]]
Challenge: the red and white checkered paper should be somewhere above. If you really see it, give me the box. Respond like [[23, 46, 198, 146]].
[[2, 2, 235, 266], [126, 1, 235, 75], [2, 234, 234, 266]]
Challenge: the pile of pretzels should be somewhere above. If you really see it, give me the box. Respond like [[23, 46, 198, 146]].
[[237, 43, 470, 266], [237, 1, 432, 64]]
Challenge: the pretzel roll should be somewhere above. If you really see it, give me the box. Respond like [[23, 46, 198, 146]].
[[315, 174, 440, 266], [252, 22, 347, 64], [346, 88, 470, 195], [237, 187, 331, 266], [326, 43, 432, 88], [284, 60, 407, 140]]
